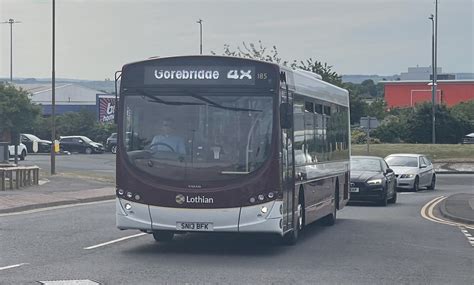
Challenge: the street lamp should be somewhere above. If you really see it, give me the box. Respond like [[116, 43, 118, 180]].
[[196, 19, 203, 55], [51, 0, 56, 174], [429, 14, 436, 144], [1, 18, 21, 82]]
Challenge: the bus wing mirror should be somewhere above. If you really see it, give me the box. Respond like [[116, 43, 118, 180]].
[[280, 103, 292, 129]]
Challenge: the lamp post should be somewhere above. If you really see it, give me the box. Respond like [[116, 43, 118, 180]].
[[429, 14, 436, 144], [51, 0, 56, 175], [1, 18, 21, 82], [196, 19, 203, 55]]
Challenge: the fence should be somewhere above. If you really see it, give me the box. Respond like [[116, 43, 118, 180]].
[[0, 166, 40, 190]]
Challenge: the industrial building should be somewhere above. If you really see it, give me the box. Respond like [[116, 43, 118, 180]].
[[383, 80, 474, 109]]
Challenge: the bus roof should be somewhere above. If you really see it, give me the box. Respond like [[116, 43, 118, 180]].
[[282, 66, 349, 107]]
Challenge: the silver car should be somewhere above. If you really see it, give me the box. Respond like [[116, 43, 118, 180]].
[[385, 154, 436, 191]]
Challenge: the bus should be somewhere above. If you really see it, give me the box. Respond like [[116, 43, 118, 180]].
[[116, 55, 350, 245]]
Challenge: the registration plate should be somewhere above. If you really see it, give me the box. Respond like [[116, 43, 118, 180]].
[[350, 187, 359, 193], [176, 222, 213, 231]]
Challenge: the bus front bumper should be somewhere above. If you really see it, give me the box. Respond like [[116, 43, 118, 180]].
[[116, 198, 283, 235]]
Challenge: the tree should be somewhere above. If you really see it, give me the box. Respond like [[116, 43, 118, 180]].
[[404, 103, 470, 144], [0, 83, 41, 141], [291, 58, 343, 87], [211, 41, 288, 65], [366, 98, 387, 120], [450, 100, 474, 126], [213, 41, 343, 86]]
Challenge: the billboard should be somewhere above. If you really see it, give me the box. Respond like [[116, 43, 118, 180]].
[[97, 94, 116, 123]]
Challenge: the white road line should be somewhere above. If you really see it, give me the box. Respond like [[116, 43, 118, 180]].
[[0, 263, 28, 271], [459, 227, 474, 247], [84, 233, 147, 250]]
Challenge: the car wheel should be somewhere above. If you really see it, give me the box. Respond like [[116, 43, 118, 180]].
[[85, 147, 93, 154], [388, 190, 397, 204], [427, 174, 436, 190], [413, 176, 420, 192], [152, 231, 174, 242], [111, 145, 117, 154], [19, 150, 26, 161]]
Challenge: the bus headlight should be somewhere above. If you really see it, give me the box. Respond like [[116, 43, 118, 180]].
[[118, 189, 124, 195], [249, 197, 256, 203], [124, 203, 132, 210], [268, 192, 274, 199], [258, 194, 265, 201], [126, 192, 133, 198], [261, 206, 268, 214]]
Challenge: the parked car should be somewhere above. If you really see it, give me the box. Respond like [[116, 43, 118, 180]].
[[59, 136, 104, 154], [385, 154, 436, 192], [106, 133, 117, 154], [8, 143, 28, 160], [461, 133, 474, 144], [20, 133, 52, 153], [349, 156, 397, 206]]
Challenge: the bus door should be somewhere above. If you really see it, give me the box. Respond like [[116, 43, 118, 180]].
[[281, 85, 295, 232]]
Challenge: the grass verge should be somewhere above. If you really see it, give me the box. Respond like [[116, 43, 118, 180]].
[[351, 144, 474, 161]]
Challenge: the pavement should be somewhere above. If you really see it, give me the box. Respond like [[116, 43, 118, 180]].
[[0, 163, 472, 225]]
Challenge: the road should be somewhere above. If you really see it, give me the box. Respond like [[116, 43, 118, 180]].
[[0, 175, 472, 284], [21, 153, 116, 181]]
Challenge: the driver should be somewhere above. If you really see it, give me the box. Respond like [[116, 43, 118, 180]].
[[150, 118, 186, 154]]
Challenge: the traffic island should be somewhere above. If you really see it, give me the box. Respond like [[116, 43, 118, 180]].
[[439, 193, 474, 225]]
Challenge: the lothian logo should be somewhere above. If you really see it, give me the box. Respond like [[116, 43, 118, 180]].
[[175, 194, 214, 204], [175, 194, 185, 204]]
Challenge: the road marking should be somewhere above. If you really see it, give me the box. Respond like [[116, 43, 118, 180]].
[[421, 196, 474, 247], [38, 280, 100, 285], [0, 200, 114, 217], [0, 263, 28, 271], [459, 227, 474, 247], [84, 233, 147, 250], [420, 196, 474, 229]]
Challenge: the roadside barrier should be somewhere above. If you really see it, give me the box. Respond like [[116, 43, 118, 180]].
[[0, 166, 40, 190]]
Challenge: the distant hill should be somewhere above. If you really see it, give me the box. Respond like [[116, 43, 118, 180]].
[[342, 74, 400, 84], [2, 78, 116, 93]]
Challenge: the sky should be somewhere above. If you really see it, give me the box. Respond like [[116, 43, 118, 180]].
[[0, 0, 473, 80]]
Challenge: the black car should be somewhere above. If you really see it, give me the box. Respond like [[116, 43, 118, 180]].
[[20, 133, 52, 153], [106, 133, 117, 153], [349, 156, 397, 206], [59, 136, 104, 154]]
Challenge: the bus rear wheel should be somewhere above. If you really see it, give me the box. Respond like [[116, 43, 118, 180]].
[[152, 231, 174, 242]]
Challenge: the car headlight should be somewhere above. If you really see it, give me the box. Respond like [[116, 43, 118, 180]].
[[400, 174, 415, 178], [367, 179, 382, 185]]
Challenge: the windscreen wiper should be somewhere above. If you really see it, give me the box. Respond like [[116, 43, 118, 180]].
[[137, 90, 204, 106], [190, 94, 262, 113]]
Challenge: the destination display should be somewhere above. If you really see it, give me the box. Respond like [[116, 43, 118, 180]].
[[144, 66, 256, 86]]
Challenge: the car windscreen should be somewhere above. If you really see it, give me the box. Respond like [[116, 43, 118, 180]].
[[351, 158, 382, 172], [122, 90, 273, 182], [385, 156, 418, 167], [24, 134, 41, 141]]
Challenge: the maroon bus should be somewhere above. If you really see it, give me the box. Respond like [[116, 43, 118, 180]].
[[116, 56, 350, 245]]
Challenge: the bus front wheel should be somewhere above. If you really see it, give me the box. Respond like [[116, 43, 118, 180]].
[[282, 195, 304, 246], [152, 231, 174, 242]]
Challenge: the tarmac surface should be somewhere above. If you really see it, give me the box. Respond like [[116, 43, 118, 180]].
[[0, 162, 472, 225]]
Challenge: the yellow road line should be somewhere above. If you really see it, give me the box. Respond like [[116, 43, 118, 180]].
[[420, 196, 474, 230]]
